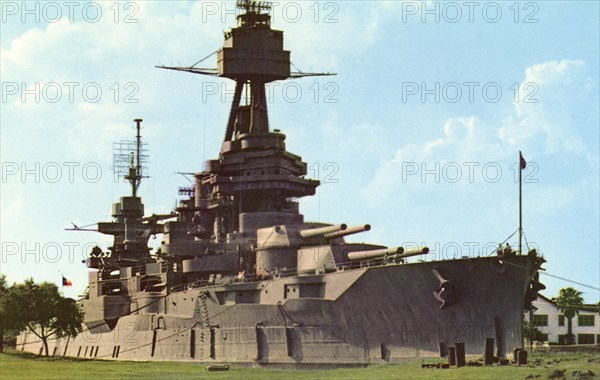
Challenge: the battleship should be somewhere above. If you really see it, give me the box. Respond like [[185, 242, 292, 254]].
[[18, 1, 545, 365]]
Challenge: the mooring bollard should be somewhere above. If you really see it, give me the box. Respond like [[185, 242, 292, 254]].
[[512, 348, 521, 363], [455, 342, 466, 367], [517, 350, 528, 365], [448, 346, 456, 366], [438, 342, 448, 358], [484, 337, 495, 365]]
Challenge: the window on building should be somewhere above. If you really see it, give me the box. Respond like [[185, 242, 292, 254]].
[[578, 315, 595, 327], [558, 335, 568, 345], [532, 314, 548, 326], [558, 315, 565, 326], [577, 334, 595, 345], [539, 333, 549, 342]]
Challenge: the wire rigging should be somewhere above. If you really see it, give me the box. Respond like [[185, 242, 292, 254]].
[[190, 50, 219, 68]]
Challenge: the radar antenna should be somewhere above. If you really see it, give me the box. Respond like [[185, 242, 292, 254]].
[[113, 119, 148, 197], [236, 0, 272, 15]]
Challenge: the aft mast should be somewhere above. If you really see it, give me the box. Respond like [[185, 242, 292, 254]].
[[90, 119, 155, 269], [123, 118, 146, 198]]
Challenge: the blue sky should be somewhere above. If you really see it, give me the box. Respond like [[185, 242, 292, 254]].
[[1, 1, 598, 302]]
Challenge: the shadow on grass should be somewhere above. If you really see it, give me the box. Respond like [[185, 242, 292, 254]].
[[1, 349, 113, 363]]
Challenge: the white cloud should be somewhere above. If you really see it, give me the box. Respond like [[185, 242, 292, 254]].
[[499, 59, 591, 154], [272, 2, 399, 70], [362, 115, 502, 203], [363, 59, 597, 206]]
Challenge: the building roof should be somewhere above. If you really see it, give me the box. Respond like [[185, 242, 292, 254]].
[[535, 293, 600, 314]]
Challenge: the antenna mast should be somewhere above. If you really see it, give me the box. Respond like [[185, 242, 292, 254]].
[[114, 119, 148, 197]]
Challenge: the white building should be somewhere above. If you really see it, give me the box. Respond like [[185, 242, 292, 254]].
[[524, 294, 600, 345]]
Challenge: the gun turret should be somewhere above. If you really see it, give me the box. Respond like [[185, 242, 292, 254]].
[[299, 224, 347, 239], [324, 224, 371, 239]]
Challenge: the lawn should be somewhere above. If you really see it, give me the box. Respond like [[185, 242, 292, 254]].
[[0, 349, 598, 379]]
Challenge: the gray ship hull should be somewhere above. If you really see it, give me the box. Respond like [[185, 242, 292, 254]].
[[17, 254, 539, 365]]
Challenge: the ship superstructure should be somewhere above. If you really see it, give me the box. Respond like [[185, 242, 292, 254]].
[[18, 1, 545, 365]]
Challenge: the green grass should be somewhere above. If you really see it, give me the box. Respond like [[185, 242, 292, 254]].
[[1, 349, 598, 380]]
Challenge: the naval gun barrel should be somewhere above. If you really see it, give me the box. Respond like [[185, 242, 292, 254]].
[[299, 224, 347, 239], [396, 246, 429, 258], [347, 247, 404, 261], [324, 224, 371, 239]]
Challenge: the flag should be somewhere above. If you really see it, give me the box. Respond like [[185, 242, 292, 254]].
[[520, 152, 527, 170], [62, 276, 73, 287]]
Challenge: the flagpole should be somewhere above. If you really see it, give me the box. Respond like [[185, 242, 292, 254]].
[[519, 151, 523, 254]]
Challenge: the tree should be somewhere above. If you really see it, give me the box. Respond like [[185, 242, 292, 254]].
[[522, 317, 544, 346], [2, 279, 83, 356], [554, 287, 584, 345], [0, 274, 8, 352]]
